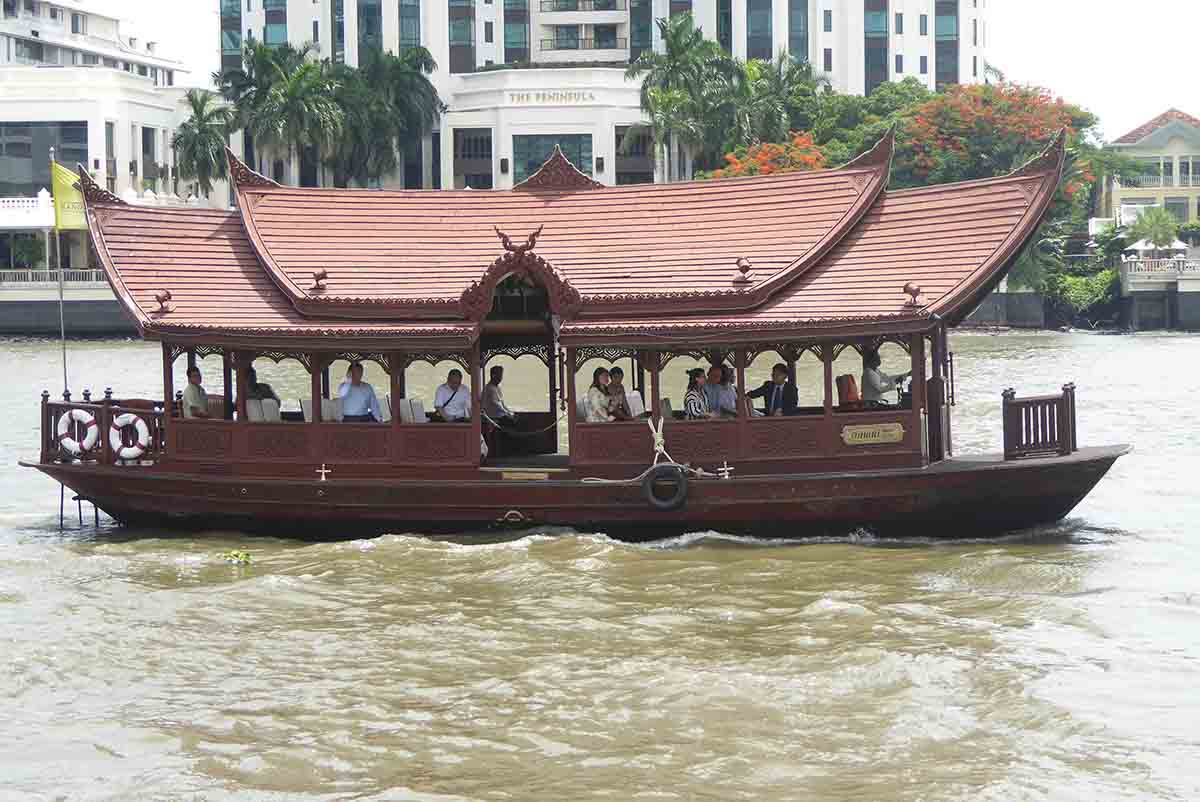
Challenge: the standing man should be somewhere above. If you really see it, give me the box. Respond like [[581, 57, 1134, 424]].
[[337, 361, 382, 422], [434, 368, 472, 422], [745, 362, 798, 417], [182, 366, 210, 418]]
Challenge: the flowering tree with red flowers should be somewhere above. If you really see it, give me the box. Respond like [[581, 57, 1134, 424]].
[[703, 132, 826, 178]]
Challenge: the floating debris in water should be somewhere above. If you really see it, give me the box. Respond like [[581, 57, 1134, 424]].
[[220, 550, 252, 565]]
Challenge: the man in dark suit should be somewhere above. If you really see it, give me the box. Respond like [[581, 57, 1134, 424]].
[[745, 362, 798, 416]]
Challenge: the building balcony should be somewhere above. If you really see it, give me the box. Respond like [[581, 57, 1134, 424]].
[[540, 37, 627, 51], [1118, 175, 1200, 190], [539, 0, 627, 11]]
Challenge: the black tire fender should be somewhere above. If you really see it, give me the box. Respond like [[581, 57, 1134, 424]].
[[642, 464, 688, 512]]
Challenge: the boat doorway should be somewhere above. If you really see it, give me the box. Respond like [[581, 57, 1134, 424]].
[[478, 276, 563, 464]]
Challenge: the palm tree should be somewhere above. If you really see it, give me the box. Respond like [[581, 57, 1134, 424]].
[[247, 60, 343, 185], [172, 89, 233, 198], [626, 13, 727, 180], [1128, 206, 1180, 251]]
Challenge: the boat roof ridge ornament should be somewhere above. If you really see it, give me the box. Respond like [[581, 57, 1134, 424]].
[[225, 145, 282, 189], [512, 145, 604, 192], [837, 124, 896, 176], [1008, 128, 1068, 179], [74, 163, 125, 206]]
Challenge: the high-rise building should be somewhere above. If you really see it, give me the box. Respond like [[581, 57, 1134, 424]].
[[223, 0, 989, 190]]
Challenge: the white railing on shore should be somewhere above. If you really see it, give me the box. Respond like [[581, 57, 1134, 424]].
[[1123, 258, 1200, 276], [0, 189, 55, 230], [0, 268, 108, 284]]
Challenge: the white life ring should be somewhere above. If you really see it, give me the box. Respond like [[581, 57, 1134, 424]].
[[109, 412, 151, 461], [56, 408, 99, 457]]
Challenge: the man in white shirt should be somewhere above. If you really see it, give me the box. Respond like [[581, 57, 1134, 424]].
[[434, 369, 471, 422], [182, 366, 210, 419], [861, 349, 910, 406], [337, 361, 382, 422], [482, 365, 516, 425]]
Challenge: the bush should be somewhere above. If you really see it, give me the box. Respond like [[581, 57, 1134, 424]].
[[1053, 268, 1119, 315]]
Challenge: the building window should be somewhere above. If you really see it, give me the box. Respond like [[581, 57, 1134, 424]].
[[972, 17, 977, 45], [264, 22, 287, 45], [552, 24, 579, 48], [934, 0, 959, 90], [669, 0, 691, 17], [894, 12, 902, 34], [972, 54, 977, 77], [70, 12, 84, 33], [919, 13, 927, 35], [630, 0, 652, 61], [823, 47, 831, 71], [746, 0, 771, 60], [717, 0, 731, 52], [920, 54, 927, 74], [595, 23, 617, 48], [449, 17, 474, 44], [513, 134, 591, 182], [823, 8, 831, 32], [400, 0, 421, 50], [864, 0, 887, 95], [312, 19, 319, 42], [895, 54, 902, 73], [0, 121, 87, 197], [331, 0, 345, 63], [788, 0, 807, 62], [1165, 198, 1189, 223], [504, 18, 528, 62], [448, 0, 475, 72], [358, 0, 383, 54], [484, 20, 493, 41]]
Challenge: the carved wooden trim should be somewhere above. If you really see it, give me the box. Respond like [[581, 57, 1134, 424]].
[[397, 352, 470, 371], [513, 145, 604, 191], [482, 343, 552, 367], [225, 146, 281, 189], [75, 166, 125, 206], [1008, 129, 1067, 179], [461, 248, 582, 322]]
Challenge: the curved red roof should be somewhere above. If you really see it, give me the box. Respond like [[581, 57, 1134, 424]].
[[230, 132, 894, 319], [80, 129, 1064, 347]]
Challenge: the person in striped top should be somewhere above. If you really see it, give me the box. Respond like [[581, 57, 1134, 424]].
[[684, 368, 713, 420]]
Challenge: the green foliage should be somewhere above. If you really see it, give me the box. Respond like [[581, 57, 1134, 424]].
[[1127, 206, 1179, 248], [11, 235, 44, 269], [172, 89, 233, 197], [1092, 223, 1128, 260], [1053, 268, 1120, 315], [220, 549, 252, 565], [1179, 221, 1200, 245]]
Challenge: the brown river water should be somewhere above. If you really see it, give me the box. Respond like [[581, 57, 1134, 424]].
[[1, 332, 1198, 801]]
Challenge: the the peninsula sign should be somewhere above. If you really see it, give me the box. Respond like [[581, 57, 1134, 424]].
[[507, 90, 598, 105]]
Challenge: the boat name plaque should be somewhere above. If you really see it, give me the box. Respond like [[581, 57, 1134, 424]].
[[841, 423, 906, 446]]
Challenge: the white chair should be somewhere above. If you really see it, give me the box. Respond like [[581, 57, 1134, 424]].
[[207, 397, 226, 419], [626, 390, 646, 418], [379, 395, 391, 423], [409, 398, 427, 423], [245, 398, 265, 422], [660, 398, 673, 419], [576, 397, 589, 420], [396, 396, 414, 423], [261, 398, 281, 422], [300, 398, 312, 422], [321, 397, 343, 422]]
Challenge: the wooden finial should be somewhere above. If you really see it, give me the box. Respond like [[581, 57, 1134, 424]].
[[732, 257, 755, 285], [310, 269, 328, 291], [903, 282, 922, 306], [153, 289, 173, 313]]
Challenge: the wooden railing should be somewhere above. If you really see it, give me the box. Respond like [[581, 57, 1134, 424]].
[[1002, 384, 1077, 460], [41, 393, 167, 466]]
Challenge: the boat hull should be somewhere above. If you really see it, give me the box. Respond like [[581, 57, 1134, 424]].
[[23, 446, 1128, 540]]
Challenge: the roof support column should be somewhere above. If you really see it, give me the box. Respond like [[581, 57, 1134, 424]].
[[822, 343, 834, 457], [390, 352, 404, 429], [162, 343, 174, 451], [224, 351, 235, 421], [735, 347, 749, 461], [310, 353, 324, 425], [566, 348, 578, 465], [910, 333, 927, 465], [469, 343, 483, 465], [234, 351, 249, 423]]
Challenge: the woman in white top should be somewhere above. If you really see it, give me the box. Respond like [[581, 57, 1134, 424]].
[[861, 349, 910, 406], [585, 367, 615, 422]]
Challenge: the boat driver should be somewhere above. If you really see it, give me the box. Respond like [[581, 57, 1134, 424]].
[[182, 366, 210, 419], [337, 361, 382, 422], [861, 349, 911, 407], [434, 369, 472, 422]]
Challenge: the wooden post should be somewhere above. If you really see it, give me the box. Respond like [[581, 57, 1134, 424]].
[[390, 352, 403, 427], [1002, 388, 1016, 460], [735, 347, 749, 460], [911, 333, 927, 462], [469, 345, 483, 464], [186, 348, 196, 372], [321, 364, 331, 399], [222, 351, 233, 419], [310, 354, 323, 424], [649, 350, 661, 422], [161, 343, 174, 460], [548, 348, 558, 416], [235, 352, 249, 423], [566, 347, 578, 464]]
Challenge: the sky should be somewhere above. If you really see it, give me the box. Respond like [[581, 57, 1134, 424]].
[[988, 0, 1200, 142], [100, 0, 1198, 144]]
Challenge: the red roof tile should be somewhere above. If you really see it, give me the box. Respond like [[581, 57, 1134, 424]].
[[1113, 108, 1200, 145]]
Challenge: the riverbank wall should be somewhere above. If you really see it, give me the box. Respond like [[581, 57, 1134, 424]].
[[963, 291, 1047, 328], [0, 299, 135, 335]]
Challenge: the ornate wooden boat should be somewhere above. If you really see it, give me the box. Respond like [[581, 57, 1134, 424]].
[[22, 131, 1128, 539]]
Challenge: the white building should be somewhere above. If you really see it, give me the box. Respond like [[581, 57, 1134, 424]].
[[224, 0, 988, 190], [1, 1, 232, 272]]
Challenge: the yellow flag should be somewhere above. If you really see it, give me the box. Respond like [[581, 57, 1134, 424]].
[[51, 162, 88, 230]]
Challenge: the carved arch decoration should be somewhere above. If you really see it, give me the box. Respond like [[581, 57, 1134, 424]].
[[397, 352, 470, 372], [482, 343, 552, 367], [327, 351, 393, 375], [575, 345, 640, 366], [224, 145, 281, 190], [512, 145, 604, 192], [831, 336, 912, 362], [745, 343, 825, 366], [74, 165, 125, 206], [249, 351, 314, 373], [658, 349, 733, 371], [461, 240, 583, 323]]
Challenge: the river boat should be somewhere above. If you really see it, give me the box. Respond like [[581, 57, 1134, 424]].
[[22, 130, 1128, 538]]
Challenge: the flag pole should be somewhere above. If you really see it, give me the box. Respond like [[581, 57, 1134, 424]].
[[50, 146, 68, 397]]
